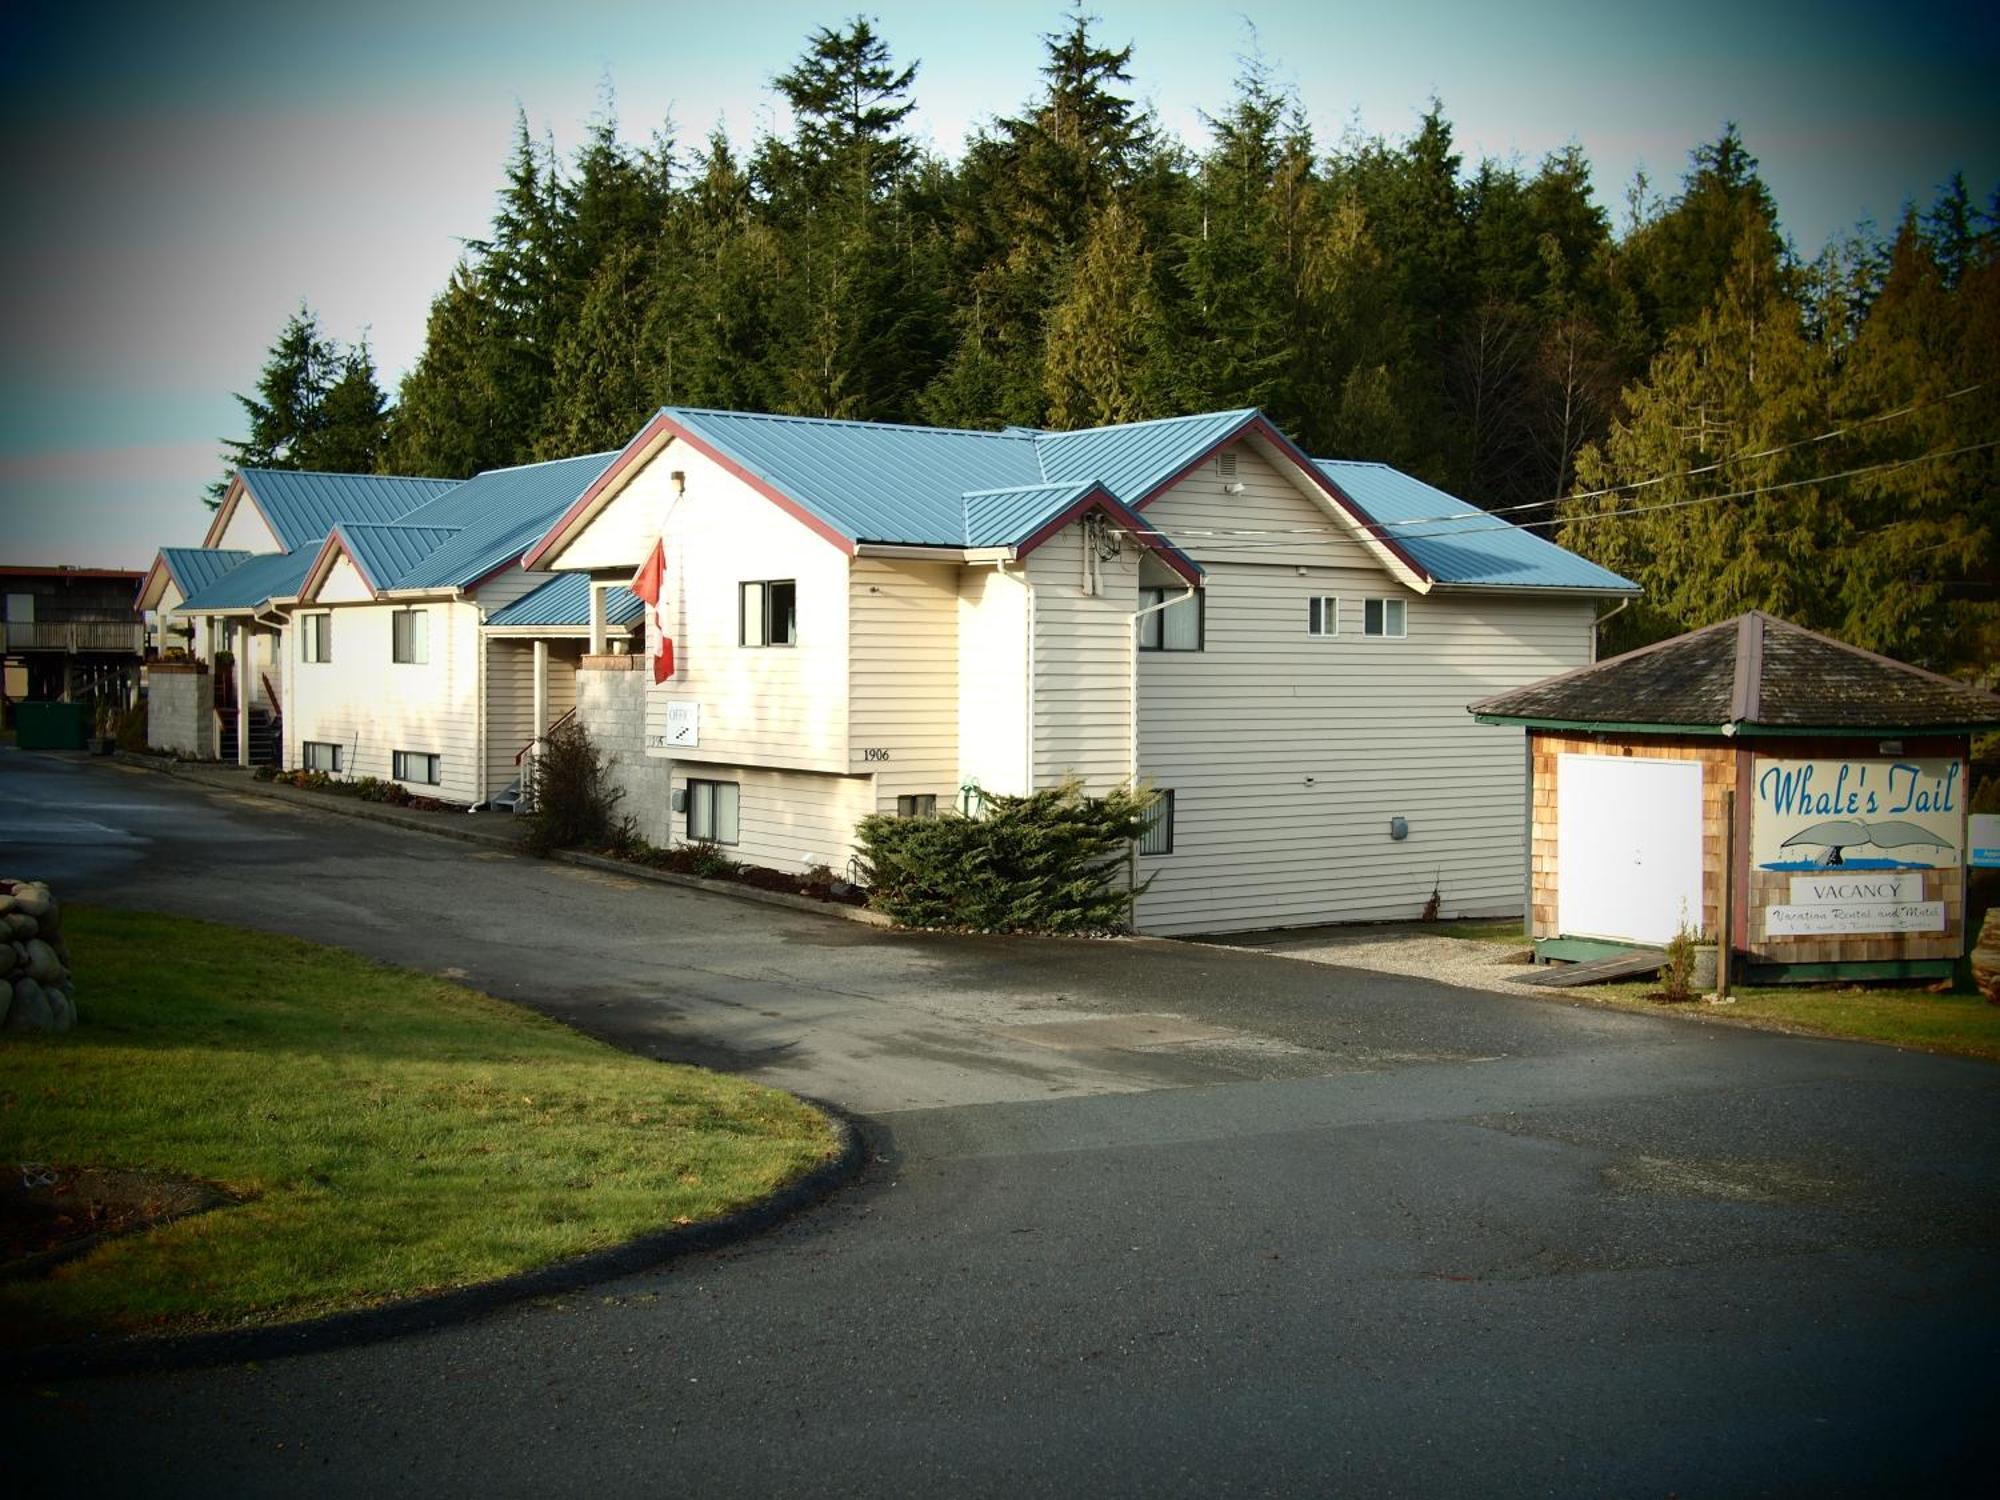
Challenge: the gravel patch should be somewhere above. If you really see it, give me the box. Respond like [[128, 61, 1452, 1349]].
[[1202, 923, 1546, 996]]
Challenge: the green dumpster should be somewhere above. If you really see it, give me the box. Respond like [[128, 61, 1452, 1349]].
[[15, 701, 92, 750]]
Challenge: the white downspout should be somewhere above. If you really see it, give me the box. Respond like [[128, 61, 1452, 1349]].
[[1127, 583, 1194, 781], [474, 610, 488, 809], [1591, 597, 1632, 662]]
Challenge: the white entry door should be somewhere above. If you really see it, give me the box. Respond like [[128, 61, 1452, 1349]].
[[1556, 753, 1704, 945]]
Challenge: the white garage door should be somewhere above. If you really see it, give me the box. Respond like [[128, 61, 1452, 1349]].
[[1556, 754, 1704, 945]]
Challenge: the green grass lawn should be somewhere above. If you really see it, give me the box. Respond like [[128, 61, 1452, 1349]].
[[0, 908, 837, 1343], [1561, 978, 2000, 1062]]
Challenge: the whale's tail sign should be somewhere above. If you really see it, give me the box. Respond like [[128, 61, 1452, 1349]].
[[1779, 818, 1949, 866]]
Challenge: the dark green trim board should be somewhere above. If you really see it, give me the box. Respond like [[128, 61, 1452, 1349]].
[[1534, 936, 1656, 964], [1475, 716, 1731, 735], [1736, 959, 1957, 985]]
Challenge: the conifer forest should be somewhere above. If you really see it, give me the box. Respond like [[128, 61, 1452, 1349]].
[[217, 13, 1999, 679]]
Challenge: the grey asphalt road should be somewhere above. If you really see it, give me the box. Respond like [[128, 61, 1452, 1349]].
[[3, 751, 1997, 1496]]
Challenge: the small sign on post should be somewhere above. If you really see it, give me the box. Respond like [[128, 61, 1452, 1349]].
[[1973, 814, 2000, 869]]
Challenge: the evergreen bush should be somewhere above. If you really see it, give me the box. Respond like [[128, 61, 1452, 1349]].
[[856, 780, 1159, 934], [525, 722, 627, 856]]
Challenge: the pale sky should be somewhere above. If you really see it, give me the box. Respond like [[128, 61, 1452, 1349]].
[[2, 0, 1994, 568]]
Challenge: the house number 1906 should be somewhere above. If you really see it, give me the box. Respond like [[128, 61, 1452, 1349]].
[[861, 747, 892, 762]]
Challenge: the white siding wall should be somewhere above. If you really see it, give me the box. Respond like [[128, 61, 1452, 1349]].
[[484, 639, 583, 798], [849, 558, 959, 812], [1132, 441, 1599, 934], [317, 554, 374, 604], [1142, 440, 1377, 571], [1026, 522, 1140, 794], [285, 599, 482, 804], [957, 563, 1031, 799], [212, 493, 281, 554], [472, 567, 549, 616], [635, 439, 851, 773], [668, 763, 874, 876]]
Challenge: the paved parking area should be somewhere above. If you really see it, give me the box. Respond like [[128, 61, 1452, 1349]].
[[4, 750, 1997, 1495]]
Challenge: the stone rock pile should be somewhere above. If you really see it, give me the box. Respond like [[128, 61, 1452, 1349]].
[[1, 878, 75, 1033]]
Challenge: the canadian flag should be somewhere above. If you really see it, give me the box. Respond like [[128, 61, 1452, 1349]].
[[630, 539, 676, 684]]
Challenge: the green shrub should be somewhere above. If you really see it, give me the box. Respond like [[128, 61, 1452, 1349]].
[[1661, 919, 1699, 1001], [114, 704, 147, 752], [524, 722, 627, 856], [856, 779, 1158, 934]]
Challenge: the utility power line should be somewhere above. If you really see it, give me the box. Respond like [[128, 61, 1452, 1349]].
[[1116, 437, 2000, 553]]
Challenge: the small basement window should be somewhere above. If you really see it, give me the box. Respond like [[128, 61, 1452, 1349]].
[[391, 608, 429, 664], [1138, 588, 1203, 651], [740, 580, 798, 647], [392, 750, 440, 786], [1307, 595, 1339, 637], [302, 741, 342, 773], [896, 794, 938, 818], [1363, 598, 1407, 638], [687, 778, 741, 845], [1138, 790, 1175, 855], [300, 613, 332, 663]]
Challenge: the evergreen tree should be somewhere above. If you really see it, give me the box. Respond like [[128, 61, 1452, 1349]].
[[1044, 200, 1170, 428], [538, 241, 661, 458], [209, 305, 338, 502], [1621, 124, 1785, 340], [296, 343, 391, 474], [385, 262, 508, 478], [1563, 213, 1837, 652]]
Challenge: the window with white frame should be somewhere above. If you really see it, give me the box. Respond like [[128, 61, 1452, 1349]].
[[1307, 595, 1339, 637], [300, 612, 332, 662], [1137, 587, 1203, 651], [302, 741, 342, 773], [1363, 598, 1407, 638], [896, 794, 938, 818], [392, 750, 440, 785], [687, 778, 741, 844], [391, 608, 429, 664], [1138, 790, 1175, 855], [739, 580, 798, 647]]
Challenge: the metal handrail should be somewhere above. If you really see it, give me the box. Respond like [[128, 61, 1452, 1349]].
[[514, 706, 578, 766]]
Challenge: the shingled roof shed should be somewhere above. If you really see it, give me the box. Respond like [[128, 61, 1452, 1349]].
[[1471, 611, 2000, 737], [1468, 611, 1998, 983]]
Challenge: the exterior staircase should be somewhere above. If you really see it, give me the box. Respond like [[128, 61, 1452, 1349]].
[[215, 705, 282, 767]]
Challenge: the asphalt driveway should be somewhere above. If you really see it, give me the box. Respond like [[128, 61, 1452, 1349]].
[[3, 750, 1997, 1495]]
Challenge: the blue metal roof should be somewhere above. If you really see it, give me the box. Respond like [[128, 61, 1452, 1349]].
[[239, 470, 459, 552], [330, 524, 462, 592], [485, 572, 645, 629], [1035, 409, 1259, 504], [175, 546, 318, 613], [159, 547, 250, 598], [1315, 461, 1640, 593], [667, 408, 1038, 545], [386, 452, 617, 590], [550, 407, 1631, 593], [961, 481, 1098, 548], [662, 407, 1261, 549]]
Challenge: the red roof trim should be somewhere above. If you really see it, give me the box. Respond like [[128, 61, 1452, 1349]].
[[1014, 486, 1205, 586], [520, 412, 857, 572], [1128, 414, 1433, 587]]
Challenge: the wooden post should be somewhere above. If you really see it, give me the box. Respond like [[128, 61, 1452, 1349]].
[[1717, 787, 1735, 998], [236, 625, 252, 767], [587, 583, 607, 656]]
